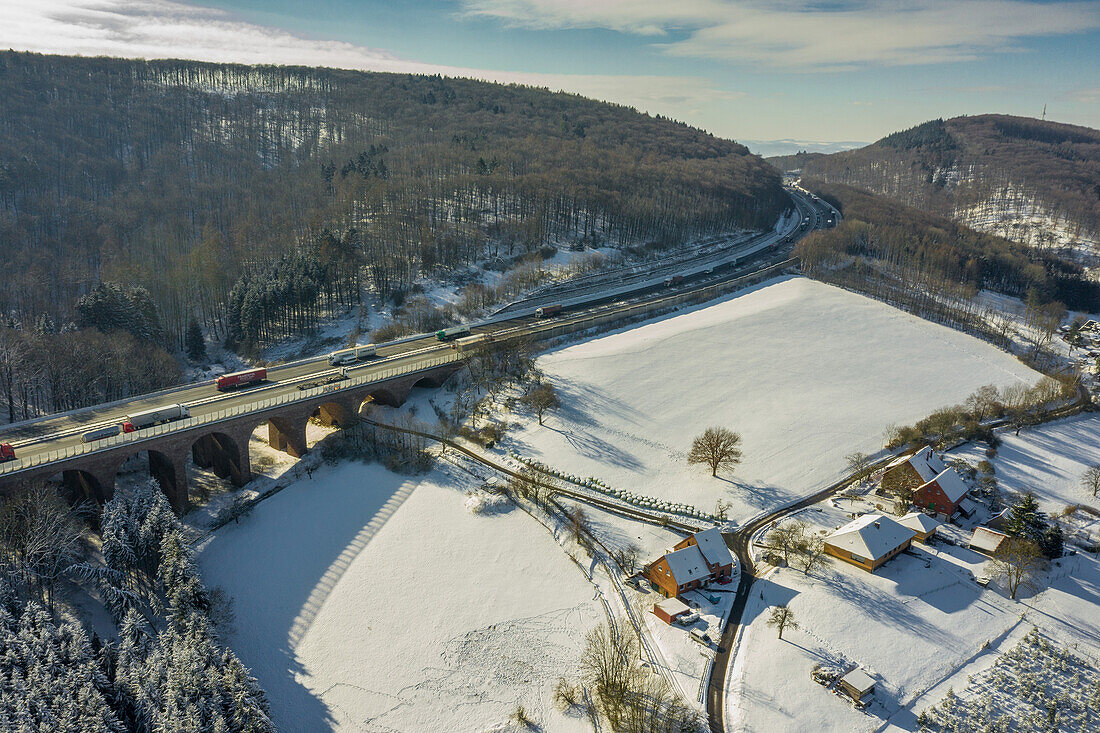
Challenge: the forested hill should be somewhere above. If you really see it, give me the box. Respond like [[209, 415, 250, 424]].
[[0, 51, 785, 420], [784, 115, 1100, 259], [0, 52, 785, 340]]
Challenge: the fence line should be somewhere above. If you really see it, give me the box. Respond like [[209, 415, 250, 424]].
[[0, 258, 798, 477]]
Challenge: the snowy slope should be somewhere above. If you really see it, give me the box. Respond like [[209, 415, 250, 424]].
[[949, 414, 1100, 515], [198, 462, 602, 732], [505, 277, 1040, 522]]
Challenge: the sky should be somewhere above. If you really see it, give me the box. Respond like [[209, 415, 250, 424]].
[[3, 0, 1099, 149]]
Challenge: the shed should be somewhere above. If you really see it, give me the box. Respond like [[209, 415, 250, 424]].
[[653, 597, 691, 625], [898, 512, 941, 542], [839, 669, 876, 701], [969, 527, 1008, 556]]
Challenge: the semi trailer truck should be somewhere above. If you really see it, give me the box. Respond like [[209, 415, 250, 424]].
[[215, 368, 267, 391], [124, 404, 190, 431]]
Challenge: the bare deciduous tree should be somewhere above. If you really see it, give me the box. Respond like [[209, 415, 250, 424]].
[[0, 484, 88, 608], [687, 427, 742, 477], [796, 535, 828, 576], [1081, 464, 1100, 498], [767, 605, 798, 639], [522, 383, 560, 426], [845, 452, 874, 484], [770, 520, 806, 566], [989, 537, 1044, 600]]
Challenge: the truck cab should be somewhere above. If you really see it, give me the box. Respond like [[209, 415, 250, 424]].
[[0, 443, 15, 462]]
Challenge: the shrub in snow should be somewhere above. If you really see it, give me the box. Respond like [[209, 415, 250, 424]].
[[465, 491, 509, 516]]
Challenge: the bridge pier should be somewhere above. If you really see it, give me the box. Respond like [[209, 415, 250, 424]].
[[268, 416, 308, 458], [149, 450, 189, 513]]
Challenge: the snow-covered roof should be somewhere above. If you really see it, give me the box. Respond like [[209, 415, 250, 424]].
[[898, 512, 941, 534], [841, 669, 876, 695], [924, 468, 968, 503], [664, 545, 709, 584], [909, 446, 947, 483], [959, 498, 980, 516], [655, 597, 690, 617], [970, 527, 1007, 554], [825, 514, 916, 561], [692, 527, 733, 568]]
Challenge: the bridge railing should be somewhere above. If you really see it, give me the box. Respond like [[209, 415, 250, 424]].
[[0, 355, 459, 477]]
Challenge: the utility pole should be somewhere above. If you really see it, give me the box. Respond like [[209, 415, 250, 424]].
[[1042, 104, 1046, 121]]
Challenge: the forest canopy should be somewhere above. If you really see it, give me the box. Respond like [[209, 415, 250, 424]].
[[0, 52, 786, 421]]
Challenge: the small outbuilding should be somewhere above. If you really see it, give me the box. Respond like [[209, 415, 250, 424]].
[[969, 527, 1008, 556], [653, 597, 691, 625], [898, 512, 941, 542], [824, 513, 916, 572], [839, 669, 876, 702]]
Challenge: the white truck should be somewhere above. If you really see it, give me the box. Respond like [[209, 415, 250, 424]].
[[124, 404, 190, 431], [329, 345, 377, 366]]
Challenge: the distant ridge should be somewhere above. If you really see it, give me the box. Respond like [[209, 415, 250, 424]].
[[782, 115, 1100, 263]]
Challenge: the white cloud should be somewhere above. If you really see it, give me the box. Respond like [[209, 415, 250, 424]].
[[462, 0, 1100, 70], [0, 0, 737, 118]]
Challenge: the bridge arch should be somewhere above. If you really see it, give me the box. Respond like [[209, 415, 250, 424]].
[[190, 430, 251, 501], [116, 448, 189, 514], [54, 467, 111, 507]]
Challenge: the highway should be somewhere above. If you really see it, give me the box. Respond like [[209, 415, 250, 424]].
[[0, 186, 835, 474]]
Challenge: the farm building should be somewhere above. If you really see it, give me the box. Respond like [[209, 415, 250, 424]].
[[644, 528, 735, 598], [881, 446, 945, 494], [913, 468, 970, 517], [824, 514, 916, 572], [839, 669, 876, 702], [898, 512, 941, 542], [653, 597, 691, 625], [969, 527, 1008, 556], [672, 527, 735, 581]]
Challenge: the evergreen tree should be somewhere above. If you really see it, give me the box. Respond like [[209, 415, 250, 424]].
[[185, 319, 206, 362]]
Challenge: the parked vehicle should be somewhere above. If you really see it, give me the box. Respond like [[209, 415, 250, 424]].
[[215, 367, 267, 391], [664, 275, 685, 287], [535, 304, 563, 318], [328, 345, 377, 366], [0, 443, 15, 462], [677, 611, 700, 626], [81, 425, 123, 443], [436, 325, 472, 342], [125, 404, 190, 430], [689, 628, 711, 646]]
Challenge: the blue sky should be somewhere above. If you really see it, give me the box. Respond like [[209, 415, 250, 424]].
[[5, 0, 1100, 146]]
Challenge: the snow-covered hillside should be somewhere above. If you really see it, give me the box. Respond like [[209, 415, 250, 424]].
[[506, 277, 1040, 523], [198, 462, 602, 732]]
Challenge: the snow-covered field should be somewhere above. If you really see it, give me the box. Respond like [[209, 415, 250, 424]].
[[198, 460, 603, 732], [505, 276, 1040, 523], [950, 414, 1100, 516]]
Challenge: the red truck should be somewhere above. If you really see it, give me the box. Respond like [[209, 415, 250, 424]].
[[664, 275, 685, 287], [215, 368, 267, 391], [535, 304, 563, 318], [0, 443, 15, 462]]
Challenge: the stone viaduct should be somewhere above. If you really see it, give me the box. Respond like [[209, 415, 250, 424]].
[[0, 363, 459, 514]]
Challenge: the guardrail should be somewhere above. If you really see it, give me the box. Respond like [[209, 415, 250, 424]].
[[0, 256, 800, 478], [0, 354, 460, 477]]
